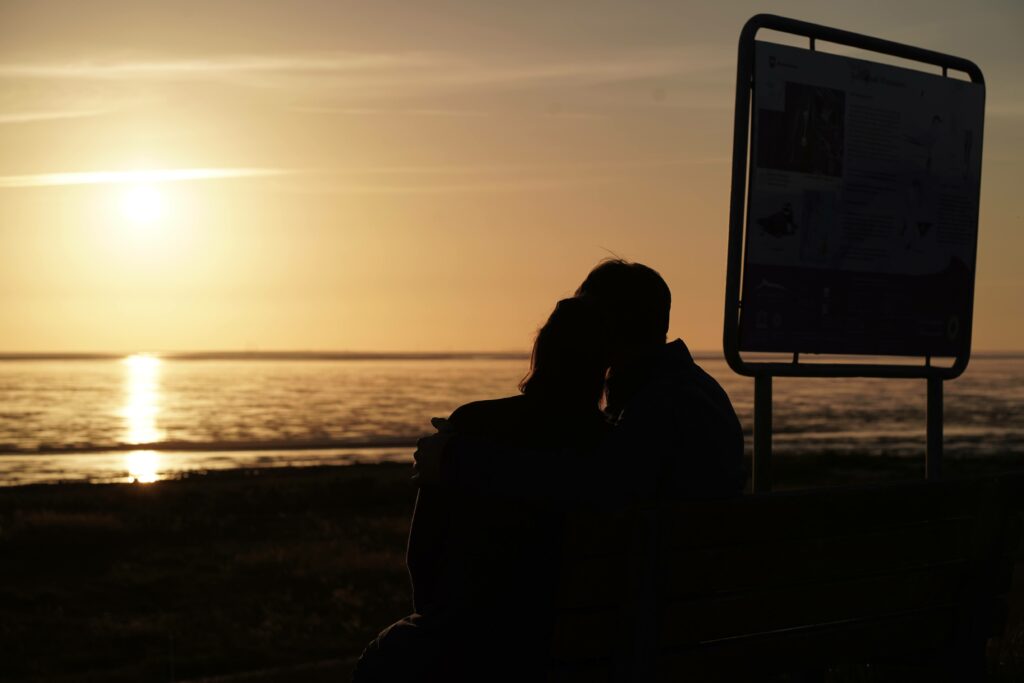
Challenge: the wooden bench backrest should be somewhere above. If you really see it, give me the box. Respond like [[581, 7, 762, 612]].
[[549, 474, 1023, 682]]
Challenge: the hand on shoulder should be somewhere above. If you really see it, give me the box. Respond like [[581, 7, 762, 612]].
[[411, 417, 453, 486]]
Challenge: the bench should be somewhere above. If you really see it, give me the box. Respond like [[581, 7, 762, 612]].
[[548, 473, 1024, 681]]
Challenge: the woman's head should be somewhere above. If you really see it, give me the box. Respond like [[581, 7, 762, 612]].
[[519, 297, 609, 407]]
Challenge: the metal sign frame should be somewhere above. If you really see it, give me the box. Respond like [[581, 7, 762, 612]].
[[723, 14, 986, 490]]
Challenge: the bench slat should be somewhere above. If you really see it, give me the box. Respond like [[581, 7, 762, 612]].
[[656, 607, 957, 681], [549, 606, 623, 661], [658, 561, 966, 646], [660, 519, 972, 598], [546, 662, 612, 683], [557, 520, 974, 610], [659, 482, 982, 550], [561, 509, 636, 559], [557, 554, 628, 609]]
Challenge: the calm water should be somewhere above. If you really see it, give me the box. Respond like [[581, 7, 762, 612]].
[[1, 354, 1022, 485]]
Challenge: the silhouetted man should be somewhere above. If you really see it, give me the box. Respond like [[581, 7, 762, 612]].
[[415, 259, 746, 501]]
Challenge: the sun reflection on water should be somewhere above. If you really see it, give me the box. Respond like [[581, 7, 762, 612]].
[[125, 450, 160, 483], [120, 354, 164, 482]]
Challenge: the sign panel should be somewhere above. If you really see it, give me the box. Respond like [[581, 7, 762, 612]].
[[739, 41, 984, 356]]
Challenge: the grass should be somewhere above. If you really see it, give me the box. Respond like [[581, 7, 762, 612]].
[[0, 456, 1022, 682], [0, 464, 415, 682]]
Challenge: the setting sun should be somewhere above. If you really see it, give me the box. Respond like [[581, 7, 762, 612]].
[[119, 184, 164, 225]]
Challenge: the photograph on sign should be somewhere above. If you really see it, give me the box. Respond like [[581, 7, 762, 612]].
[[739, 41, 984, 357]]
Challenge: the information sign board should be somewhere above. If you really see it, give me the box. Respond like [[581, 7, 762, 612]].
[[739, 41, 984, 357]]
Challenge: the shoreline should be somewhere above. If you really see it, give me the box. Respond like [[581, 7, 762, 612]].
[[0, 438, 421, 456], [0, 447, 415, 488], [3, 448, 1022, 489]]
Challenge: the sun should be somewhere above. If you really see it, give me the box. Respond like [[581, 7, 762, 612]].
[[119, 184, 165, 224]]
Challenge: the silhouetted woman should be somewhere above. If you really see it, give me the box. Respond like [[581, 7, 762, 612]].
[[353, 297, 611, 682]]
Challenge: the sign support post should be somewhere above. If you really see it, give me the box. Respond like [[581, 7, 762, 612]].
[[927, 377, 943, 481], [754, 375, 946, 491], [753, 374, 773, 492]]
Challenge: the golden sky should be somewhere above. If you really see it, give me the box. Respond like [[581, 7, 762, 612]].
[[1, 0, 1021, 353]]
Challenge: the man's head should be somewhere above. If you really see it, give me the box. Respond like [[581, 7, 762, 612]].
[[575, 259, 671, 359]]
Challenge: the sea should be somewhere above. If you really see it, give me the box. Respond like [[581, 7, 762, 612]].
[[1, 353, 1022, 486]]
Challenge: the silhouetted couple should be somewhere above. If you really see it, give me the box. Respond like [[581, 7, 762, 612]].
[[353, 259, 745, 682]]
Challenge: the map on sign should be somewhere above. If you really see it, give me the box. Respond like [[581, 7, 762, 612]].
[[739, 41, 984, 357]]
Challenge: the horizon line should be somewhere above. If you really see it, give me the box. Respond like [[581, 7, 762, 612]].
[[2, 350, 1024, 362]]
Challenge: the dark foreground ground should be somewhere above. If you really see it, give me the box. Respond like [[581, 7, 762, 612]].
[[1, 455, 1022, 682]]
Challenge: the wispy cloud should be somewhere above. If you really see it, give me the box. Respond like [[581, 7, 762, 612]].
[[0, 108, 110, 124], [0, 167, 292, 188], [291, 104, 606, 119], [0, 54, 429, 80], [0, 47, 730, 94], [278, 157, 728, 195], [437, 51, 731, 88], [0, 157, 727, 193], [291, 105, 490, 118], [311, 157, 728, 177]]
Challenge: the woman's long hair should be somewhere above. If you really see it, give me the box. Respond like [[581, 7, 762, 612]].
[[518, 297, 609, 407]]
